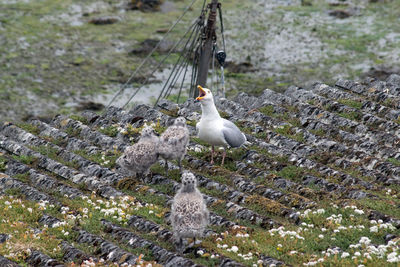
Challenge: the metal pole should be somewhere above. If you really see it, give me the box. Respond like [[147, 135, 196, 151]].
[[193, 0, 219, 98]]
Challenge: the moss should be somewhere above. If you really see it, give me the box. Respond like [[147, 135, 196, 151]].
[[12, 154, 38, 166], [159, 108, 178, 117], [258, 105, 274, 116], [64, 126, 82, 137], [70, 115, 88, 124], [276, 165, 304, 182], [309, 128, 326, 137], [244, 195, 286, 216], [117, 178, 139, 190], [17, 123, 40, 135]]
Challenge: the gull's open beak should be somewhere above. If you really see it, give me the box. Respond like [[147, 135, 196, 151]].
[[196, 85, 206, 101]]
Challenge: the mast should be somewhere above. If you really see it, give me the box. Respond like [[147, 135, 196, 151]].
[[193, 0, 219, 98]]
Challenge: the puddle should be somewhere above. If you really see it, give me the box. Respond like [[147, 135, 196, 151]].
[[90, 67, 191, 108]]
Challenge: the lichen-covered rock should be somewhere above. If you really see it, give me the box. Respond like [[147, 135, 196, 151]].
[[0, 255, 20, 267], [26, 250, 64, 267]]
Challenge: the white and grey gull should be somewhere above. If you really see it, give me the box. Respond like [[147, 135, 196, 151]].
[[171, 171, 209, 254], [158, 116, 189, 175], [116, 125, 159, 179], [195, 85, 246, 165]]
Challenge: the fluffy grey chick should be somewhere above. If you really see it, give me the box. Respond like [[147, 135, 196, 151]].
[[171, 172, 209, 254], [116, 126, 159, 179], [158, 117, 189, 175]]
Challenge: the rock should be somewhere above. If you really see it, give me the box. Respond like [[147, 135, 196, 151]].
[[328, 9, 352, 19], [128, 0, 164, 12], [362, 66, 400, 81], [225, 61, 256, 73], [386, 74, 400, 86], [76, 101, 104, 111], [26, 250, 64, 267], [384, 234, 397, 243], [89, 16, 120, 25], [130, 39, 174, 55], [0, 255, 20, 267], [0, 234, 9, 243]]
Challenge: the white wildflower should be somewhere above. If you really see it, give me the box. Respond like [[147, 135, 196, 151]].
[[341, 252, 350, 258]]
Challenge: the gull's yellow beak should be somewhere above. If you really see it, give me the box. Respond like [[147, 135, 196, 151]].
[[196, 85, 206, 101]]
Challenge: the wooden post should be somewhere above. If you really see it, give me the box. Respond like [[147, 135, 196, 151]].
[[193, 0, 219, 97]]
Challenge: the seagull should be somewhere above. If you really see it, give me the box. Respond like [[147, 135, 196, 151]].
[[171, 172, 209, 254], [116, 126, 159, 179], [158, 117, 189, 175], [195, 85, 246, 165]]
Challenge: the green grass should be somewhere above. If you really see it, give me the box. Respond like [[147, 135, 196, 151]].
[[0, 155, 7, 172], [64, 126, 82, 137], [98, 125, 119, 137], [29, 145, 79, 169], [12, 154, 37, 165], [16, 123, 40, 135], [274, 124, 305, 143], [387, 158, 400, 167], [337, 111, 362, 121], [337, 99, 363, 109], [70, 115, 88, 124], [73, 149, 121, 169]]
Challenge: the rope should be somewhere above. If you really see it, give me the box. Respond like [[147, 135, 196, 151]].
[[163, 24, 199, 104], [176, 57, 191, 103], [154, 22, 200, 106], [105, 0, 199, 110], [163, 20, 202, 101], [218, 4, 226, 52], [211, 43, 216, 94], [121, 19, 199, 109]]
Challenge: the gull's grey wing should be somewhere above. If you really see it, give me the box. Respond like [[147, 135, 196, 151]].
[[222, 119, 246, 148]]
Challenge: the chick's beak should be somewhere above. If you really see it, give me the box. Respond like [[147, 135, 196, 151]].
[[196, 85, 206, 101]]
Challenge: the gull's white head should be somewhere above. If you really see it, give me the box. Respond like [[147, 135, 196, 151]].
[[173, 116, 186, 127], [181, 171, 197, 193], [141, 126, 156, 138], [196, 85, 213, 103]]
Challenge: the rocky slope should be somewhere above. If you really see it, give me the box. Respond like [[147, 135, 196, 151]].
[[0, 75, 400, 266]]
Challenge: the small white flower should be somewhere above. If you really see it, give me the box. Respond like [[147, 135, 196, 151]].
[[341, 252, 350, 258], [231, 246, 239, 253], [318, 234, 324, 239], [27, 207, 33, 213], [354, 209, 364, 215], [370, 226, 378, 233], [197, 250, 204, 255]]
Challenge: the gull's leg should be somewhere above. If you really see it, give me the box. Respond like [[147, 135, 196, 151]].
[[164, 159, 168, 176], [210, 146, 215, 165], [221, 148, 227, 166], [176, 237, 185, 255], [178, 158, 182, 173]]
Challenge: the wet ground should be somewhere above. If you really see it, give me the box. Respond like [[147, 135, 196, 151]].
[[0, 0, 399, 121]]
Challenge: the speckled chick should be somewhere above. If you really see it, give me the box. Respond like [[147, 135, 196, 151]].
[[171, 172, 209, 253], [116, 126, 159, 178], [158, 117, 189, 175]]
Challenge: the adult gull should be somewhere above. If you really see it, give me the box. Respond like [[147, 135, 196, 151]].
[[195, 85, 246, 165]]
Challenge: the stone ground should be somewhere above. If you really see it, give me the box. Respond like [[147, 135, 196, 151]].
[[1, 75, 400, 266], [1, 0, 400, 121]]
